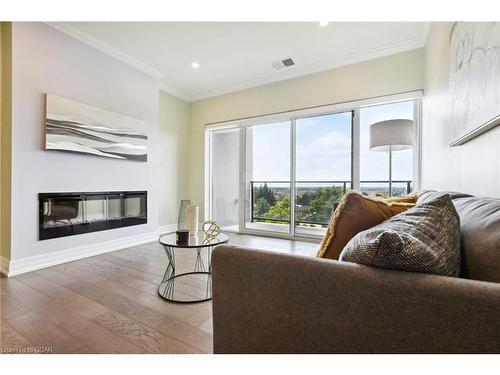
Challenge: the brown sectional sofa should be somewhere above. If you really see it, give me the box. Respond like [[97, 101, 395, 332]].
[[211, 191, 500, 353]]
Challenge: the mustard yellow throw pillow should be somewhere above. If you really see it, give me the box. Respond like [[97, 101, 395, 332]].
[[317, 192, 416, 260]]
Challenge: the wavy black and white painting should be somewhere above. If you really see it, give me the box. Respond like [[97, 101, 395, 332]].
[[45, 95, 148, 161]]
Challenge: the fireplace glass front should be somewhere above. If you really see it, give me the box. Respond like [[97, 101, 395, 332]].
[[39, 191, 147, 240]]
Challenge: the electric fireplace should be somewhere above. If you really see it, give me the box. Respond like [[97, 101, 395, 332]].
[[39, 191, 147, 240]]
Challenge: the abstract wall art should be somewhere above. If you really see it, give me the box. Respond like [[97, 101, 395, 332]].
[[45, 94, 148, 161], [449, 22, 500, 146]]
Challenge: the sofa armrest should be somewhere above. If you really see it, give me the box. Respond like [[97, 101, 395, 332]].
[[212, 244, 500, 353]]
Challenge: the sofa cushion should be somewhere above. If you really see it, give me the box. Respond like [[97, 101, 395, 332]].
[[339, 194, 461, 277], [453, 196, 500, 283], [417, 190, 500, 283], [317, 191, 416, 260]]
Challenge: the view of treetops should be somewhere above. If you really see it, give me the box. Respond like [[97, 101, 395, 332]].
[[251, 182, 410, 227], [248, 102, 414, 228]]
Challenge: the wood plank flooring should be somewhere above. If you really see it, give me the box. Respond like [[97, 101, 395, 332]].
[[0, 233, 318, 354]]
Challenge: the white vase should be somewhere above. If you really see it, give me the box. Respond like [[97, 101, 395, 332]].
[[186, 205, 199, 234]]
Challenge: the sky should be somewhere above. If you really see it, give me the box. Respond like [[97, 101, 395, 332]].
[[250, 100, 414, 183]]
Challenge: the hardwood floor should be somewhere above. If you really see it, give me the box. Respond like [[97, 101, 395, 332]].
[[0, 233, 318, 354]]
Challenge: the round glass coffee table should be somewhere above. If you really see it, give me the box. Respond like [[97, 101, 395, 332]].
[[158, 231, 229, 303]]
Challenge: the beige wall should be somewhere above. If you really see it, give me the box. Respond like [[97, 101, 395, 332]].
[[0, 23, 2, 260], [1, 22, 12, 262], [422, 23, 500, 197], [158, 91, 190, 226], [188, 49, 425, 218]]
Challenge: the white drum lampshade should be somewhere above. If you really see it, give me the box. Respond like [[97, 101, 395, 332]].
[[369, 119, 414, 197], [369, 119, 414, 152]]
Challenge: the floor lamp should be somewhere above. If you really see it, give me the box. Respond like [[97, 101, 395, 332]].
[[369, 119, 414, 197]]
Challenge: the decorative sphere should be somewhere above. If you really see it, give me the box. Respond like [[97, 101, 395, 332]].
[[202, 220, 220, 239]]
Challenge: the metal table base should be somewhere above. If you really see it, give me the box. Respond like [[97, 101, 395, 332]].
[[158, 244, 214, 303]]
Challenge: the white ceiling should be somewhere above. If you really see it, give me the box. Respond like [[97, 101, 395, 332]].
[[47, 22, 430, 102]]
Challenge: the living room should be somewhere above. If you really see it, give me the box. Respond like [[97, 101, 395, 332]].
[[1, 0, 499, 372]]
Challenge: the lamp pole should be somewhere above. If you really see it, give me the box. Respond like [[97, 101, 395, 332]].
[[388, 145, 392, 197]]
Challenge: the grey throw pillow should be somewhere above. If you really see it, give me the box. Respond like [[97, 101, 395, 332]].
[[339, 194, 461, 277]]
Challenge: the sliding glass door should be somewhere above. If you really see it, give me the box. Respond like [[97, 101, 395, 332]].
[[209, 128, 240, 231], [245, 121, 291, 234], [207, 94, 420, 239], [209, 112, 352, 237], [294, 112, 352, 236]]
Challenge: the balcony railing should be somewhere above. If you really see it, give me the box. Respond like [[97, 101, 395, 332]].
[[250, 180, 412, 227]]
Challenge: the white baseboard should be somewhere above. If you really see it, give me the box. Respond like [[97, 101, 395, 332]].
[[1, 222, 199, 277], [3, 230, 159, 277]]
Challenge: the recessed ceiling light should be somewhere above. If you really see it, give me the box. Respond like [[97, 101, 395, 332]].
[[319, 21, 329, 27], [191, 62, 200, 69]]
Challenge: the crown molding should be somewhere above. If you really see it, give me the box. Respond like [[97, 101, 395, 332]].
[[159, 82, 191, 102], [419, 22, 432, 46], [46, 22, 192, 102], [189, 26, 430, 101], [46, 22, 166, 79], [45, 22, 431, 103]]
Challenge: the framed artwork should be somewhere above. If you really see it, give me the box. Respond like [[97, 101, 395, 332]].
[[45, 94, 148, 161], [449, 22, 500, 146]]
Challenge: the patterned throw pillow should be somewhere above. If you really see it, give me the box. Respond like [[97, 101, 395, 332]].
[[339, 194, 461, 277], [317, 192, 416, 260]]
